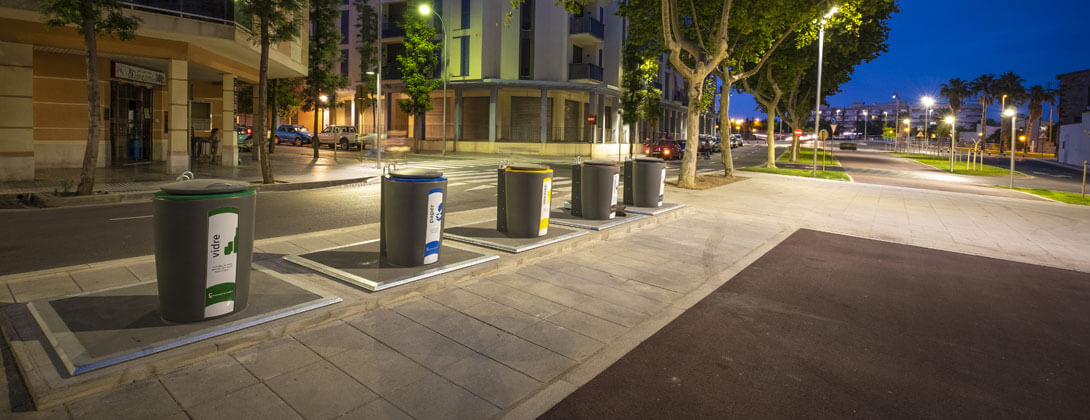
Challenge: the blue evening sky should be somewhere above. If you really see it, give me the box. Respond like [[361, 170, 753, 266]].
[[730, 0, 1090, 118]]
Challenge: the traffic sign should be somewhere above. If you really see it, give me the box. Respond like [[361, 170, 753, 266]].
[[793, 128, 803, 136], [819, 129, 829, 140], [586, 114, 597, 125]]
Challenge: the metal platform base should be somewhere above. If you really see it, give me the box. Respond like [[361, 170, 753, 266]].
[[283, 240, 497, 291], [443, 221, 588, 253], [549, 209, 647, 231], [24, 266, 340, 376], [623, 202, 686, 216]]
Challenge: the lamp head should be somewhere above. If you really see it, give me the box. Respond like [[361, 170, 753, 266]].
[[418, 4, 431, 15], [921, 96, 934, 107], [1003, 108, 1016, 117], [824, 6, 839, 19], [862, 110, 868, 115], [319, 95, 328, 103], [365, 71, 375, 75], [903, 118, 911, 125], [944, 115, 955, 124]]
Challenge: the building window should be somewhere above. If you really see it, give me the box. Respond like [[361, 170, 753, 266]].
[[461, 0, 471, 29], [340, 11, 349, 44], [341, 49, 349, 76], [459, 36, 469, 76]]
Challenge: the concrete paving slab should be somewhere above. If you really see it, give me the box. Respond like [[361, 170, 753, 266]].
[[390, 297, 456, 325], [123, 260, 157, 282], [335, 398, 413, 420], [437, 352, 541, 407], [543, 308, 627, 343], [65, 379, 182, 420], [622, 202, 685, 216], [514, 321, 603, 361], [370, 322, 476, 371], [325, 339, 432, 398], [8, 274, 80, 303], [291, 321, 377, 359], [462, 279, 566, 319], [159, 355, 258, 409], [68, 267, 139, 291], [422, 311, 507, 352], [265, 360, 377, 420], [234, 337, 323, 381], [386, 373, 500, 420], [186, 383, 302, 420], [480, 334, 575, 382], [424, 287, 488, 312], [460, 299, 541, 334]]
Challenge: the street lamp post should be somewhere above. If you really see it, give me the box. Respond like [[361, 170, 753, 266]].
[[374, 4, 383, 169], [1004, 108, 1016, 188], [903, 118, 911, 152], [921, 96, 934, 154], [945, 115, 956, 172], [419, 4, 448, 155], [862, 110, 868, 140], [812, 6, 838, 177]]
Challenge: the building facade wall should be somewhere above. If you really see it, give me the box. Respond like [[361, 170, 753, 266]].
[[1058, 69, 1090, 125]]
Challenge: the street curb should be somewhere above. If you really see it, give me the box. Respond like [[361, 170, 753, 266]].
[[7, 176, 381, 209]]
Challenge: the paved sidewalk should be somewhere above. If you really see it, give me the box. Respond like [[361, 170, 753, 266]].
[[1, 171, 1088, 419]]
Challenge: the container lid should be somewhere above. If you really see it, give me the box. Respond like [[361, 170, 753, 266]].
[[159, 179, 253, 195], [389, 168, 443, 179], [635, 157, 664, 163], [506, 163, 550, 172], [583, 160, 618, 167]]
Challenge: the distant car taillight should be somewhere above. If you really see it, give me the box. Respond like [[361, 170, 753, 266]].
[[246, 128, 252, 134]]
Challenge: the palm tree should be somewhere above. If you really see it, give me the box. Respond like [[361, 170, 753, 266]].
[[971, 74, 995, 148], [993, 72, 1025, 153], [1025, 85, 1056, 154], [940, 78, 971, 125]]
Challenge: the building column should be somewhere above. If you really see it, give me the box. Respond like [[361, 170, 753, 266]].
[[540, 89, 548, 144], [220, 74, 238, 166], [454, 88, 463, 141], [0, 41, 34, 181], [588, 92, 597, 143], [612, 97, 621, 144], [488, 86, 498, 143], [596, 93, 604, 143], [166, 59, 189, 174]]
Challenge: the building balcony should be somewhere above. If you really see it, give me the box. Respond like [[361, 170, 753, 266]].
[[382, 63, 402, 80], [569, 63, 603, 82], [122, 0, 245, 28], [569, 15, 604, 46], [382, 22, 405, 39]]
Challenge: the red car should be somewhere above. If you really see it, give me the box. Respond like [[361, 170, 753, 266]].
[[644, 139, 684, 160]]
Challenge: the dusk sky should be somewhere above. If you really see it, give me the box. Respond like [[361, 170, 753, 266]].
[[731, 0, 1090, 118]]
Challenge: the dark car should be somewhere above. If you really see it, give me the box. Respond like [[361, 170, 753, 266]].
[[644, 139, 684, 160], [235, 125, 253, 152], [273, 124, 313, 146]]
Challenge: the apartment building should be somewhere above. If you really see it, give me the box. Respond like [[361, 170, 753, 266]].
[[0, 0, 308, 181], [323, 0, 712, 157]]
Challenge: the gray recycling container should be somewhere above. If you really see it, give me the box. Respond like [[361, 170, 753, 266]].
[[153, 179, 256, 322], [632, 157, 666, 207], [380, 169, 447, 267], [580, 160, 620, 220], [503, 163, 553, 237]]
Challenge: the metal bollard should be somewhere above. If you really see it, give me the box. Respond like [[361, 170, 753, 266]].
[[1083, 160, 1086, 198]]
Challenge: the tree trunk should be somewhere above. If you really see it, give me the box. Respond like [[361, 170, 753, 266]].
[[268, 79, 277, 154], [677, 83, 702, 188], [718, 81, 735, 178], [313, 93, 321, 159], [77, 18, 101, 196], [257, 31, 275, 184], [628, 123, 635, 157], [765, 108, 777, 169], [979, 102, 987, 148]]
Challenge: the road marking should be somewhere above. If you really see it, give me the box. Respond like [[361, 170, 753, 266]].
[[465, 185, 493, 192], [109, 215, 152, 221]]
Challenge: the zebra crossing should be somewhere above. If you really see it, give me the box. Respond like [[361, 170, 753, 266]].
[[396, 159, 575, 194]]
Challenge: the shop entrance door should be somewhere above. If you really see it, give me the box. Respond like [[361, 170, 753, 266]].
[[110, 82, 153, 165]]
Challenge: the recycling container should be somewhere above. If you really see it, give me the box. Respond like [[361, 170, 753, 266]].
[[153, 179, 256, 322], [381, 169, 447, 267], [503, 163, 553, 237], [580, 160, 620, 220], [632, 157, 666, 207]]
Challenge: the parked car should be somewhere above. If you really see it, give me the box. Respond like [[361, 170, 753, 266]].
[[273, 124, 312, 146], [699, 135, 721, 153], [839, 142, 857, 150], [729, 134, 743, 148], [235, 125, 253, 152], [317, 125, 364, 150], [644, 139, 684, 160]]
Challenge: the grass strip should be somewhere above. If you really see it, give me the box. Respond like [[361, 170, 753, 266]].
[[741, 166, 850, 182], [778, 147, 840, 167], [1003, 187, 1090, 205], [892, 153, 1024, 177]]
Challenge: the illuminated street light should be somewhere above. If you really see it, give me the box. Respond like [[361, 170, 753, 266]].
[[812, 5, 838, 177], [1004, 108, 1016, 188], [419, 3, 449, 154], [319, 95, 328, 103], [921, 96, 934, 148], [862, 110, 868, 140]]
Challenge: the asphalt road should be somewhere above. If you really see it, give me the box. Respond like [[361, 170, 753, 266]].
[[0, 148, 761, 275], [835, 148, 1039, 200]]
